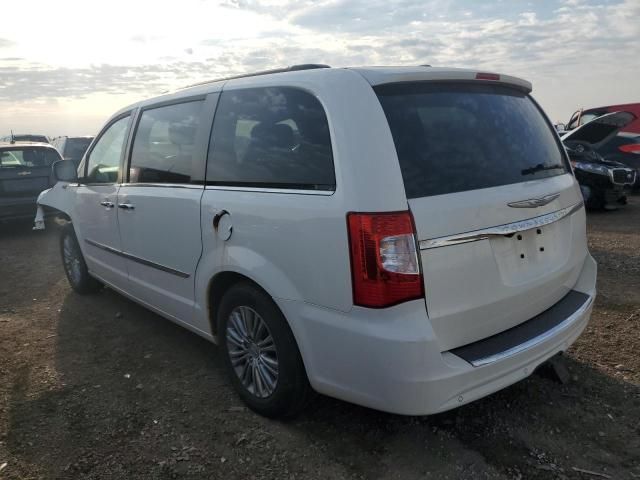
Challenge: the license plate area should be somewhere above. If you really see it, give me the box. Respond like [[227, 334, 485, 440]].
[[490, 221, 569, 286]]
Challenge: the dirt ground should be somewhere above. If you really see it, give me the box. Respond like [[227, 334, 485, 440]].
[[0, 198, 639, 480]]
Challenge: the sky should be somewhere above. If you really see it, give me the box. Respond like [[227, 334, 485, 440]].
[[0, 0, 638, 136]]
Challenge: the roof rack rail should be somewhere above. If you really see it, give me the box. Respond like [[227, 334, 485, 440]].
[[180, 64, 331, 90]]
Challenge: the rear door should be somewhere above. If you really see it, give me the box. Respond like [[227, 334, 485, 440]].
[[376, 82, 587, 350], [116, 96, 214, 326], [0, 147, 59, 218]]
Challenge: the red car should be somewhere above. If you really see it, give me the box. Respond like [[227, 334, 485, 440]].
[[563, 103, 640, 183]]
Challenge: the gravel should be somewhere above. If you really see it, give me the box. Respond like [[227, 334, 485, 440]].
[[0, 197, 639, 479]]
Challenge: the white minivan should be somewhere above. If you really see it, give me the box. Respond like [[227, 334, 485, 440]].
[[37, 65, 597, 417]]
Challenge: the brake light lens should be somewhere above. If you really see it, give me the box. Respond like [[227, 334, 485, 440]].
[[347, 211, 424, 308], [619, 144, 640, 154], [476, 72, 500, 81]]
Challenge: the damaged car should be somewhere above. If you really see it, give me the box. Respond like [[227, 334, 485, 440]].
[[562, 111, 637, 209], [562, 104, 640, 183], [34, 65, 596, 418]]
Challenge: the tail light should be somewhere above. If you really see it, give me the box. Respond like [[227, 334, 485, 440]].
[[619, 144, 640, 154], [347, 211, 424, 308]]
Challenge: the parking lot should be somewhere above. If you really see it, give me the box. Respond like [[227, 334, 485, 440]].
[[0, 200, 638, 479]]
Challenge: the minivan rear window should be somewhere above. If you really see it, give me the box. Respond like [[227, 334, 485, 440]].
[[0, 148, 60, 168], [375, 83, 568, 198]]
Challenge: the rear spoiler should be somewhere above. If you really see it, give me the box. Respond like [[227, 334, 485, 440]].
[[352, 67, 532, 94]]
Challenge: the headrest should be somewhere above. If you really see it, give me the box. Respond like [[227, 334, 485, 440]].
[[251, 123, 294, 149]]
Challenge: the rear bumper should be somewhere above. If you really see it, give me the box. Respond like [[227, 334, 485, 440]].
[[0, 197, 39, 221], [277, 254, 597, 415]]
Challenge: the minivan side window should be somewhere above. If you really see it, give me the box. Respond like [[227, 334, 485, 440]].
[[85, 116, 130, 184], [207, 87, 335, 191], [129, 100, 204, 184]]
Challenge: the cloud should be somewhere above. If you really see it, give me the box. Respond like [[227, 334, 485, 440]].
[[0, 38, 14, 48], [0, 0, 638, 126], [0, 62, 215, 102], [198, 0, 640, 79]]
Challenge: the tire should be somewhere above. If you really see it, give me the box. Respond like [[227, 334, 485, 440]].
[[60, 224, 102, 294], [585, 189, 605, 210], [219, 282, 312, 418]]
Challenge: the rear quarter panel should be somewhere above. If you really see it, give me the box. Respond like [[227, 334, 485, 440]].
[[194, 69, 411, 334]]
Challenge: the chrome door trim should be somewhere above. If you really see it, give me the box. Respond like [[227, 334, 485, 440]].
[[469, 294, 594, 367], [84, 238, 190, 278], [119, 183, 204, 189], [204, 185, 334, 196], [419, 201, 584, 250]]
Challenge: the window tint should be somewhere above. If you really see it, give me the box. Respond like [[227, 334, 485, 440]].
[[578, 113, 601, 127], [567, 111, 581, 131], [63, 137, 93, 164], [0, 148, 60, 168], [376, 83, 568, 198], [207, 87, 335, 190], [86, 115, 130, 183], [130, 101, 204, 184], [568, 111, 604, 130]]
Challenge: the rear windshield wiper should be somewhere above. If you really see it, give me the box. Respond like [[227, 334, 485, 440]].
[[521, 163, 565, 175]]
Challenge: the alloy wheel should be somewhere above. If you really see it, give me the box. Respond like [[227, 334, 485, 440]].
[[226, 306, 279, 398]]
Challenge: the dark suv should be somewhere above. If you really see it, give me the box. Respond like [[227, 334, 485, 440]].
[[0, 142, 61, 221], [563, 103, 640, 180], [52, 136, 94, 166]]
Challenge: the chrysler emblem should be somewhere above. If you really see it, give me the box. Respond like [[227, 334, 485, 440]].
[[508, 193, 560, 208], [17, 171, 31, 176]]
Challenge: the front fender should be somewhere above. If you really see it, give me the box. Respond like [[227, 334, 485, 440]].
[[33, 182, 75, 229]]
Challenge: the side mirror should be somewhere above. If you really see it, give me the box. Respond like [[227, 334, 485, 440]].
[[52, 159, 78, 182]]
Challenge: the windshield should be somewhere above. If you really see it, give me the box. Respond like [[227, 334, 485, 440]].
[[0, 147, 60, 168], [376, 82, 569, 199]]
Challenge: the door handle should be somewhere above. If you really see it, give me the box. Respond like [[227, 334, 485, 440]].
[[118, 203, 135, 210], [100, 200, 115, 208]]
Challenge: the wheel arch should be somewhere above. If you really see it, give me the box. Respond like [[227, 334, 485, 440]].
[[207, 270, 276, 338]]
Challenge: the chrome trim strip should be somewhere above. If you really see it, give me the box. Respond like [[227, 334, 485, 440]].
[[419, 201, 584, 250], [204, 185, 334, 196], [470, 294, 594, 367], [85, 238, 120, 255], [84, 239, 190, 278], [118, 183, 203, 189]]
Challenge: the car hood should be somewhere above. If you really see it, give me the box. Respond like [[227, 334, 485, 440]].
[[562, 111, 636, 146]]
